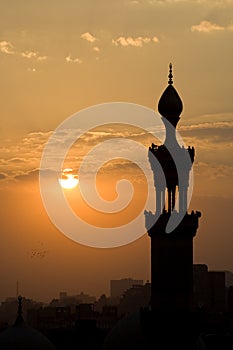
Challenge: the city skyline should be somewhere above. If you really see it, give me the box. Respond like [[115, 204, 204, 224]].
[[0, 0, 232, 302]]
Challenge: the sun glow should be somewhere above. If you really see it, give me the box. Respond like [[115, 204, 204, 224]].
[[59, 168, 79, 189]]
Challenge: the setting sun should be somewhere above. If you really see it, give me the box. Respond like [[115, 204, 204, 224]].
[[59, 168, 79, 189]]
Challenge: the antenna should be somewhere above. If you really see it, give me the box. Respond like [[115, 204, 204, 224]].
[[16, 280, 19, 298]]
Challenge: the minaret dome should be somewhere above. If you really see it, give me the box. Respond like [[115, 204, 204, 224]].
[[158, 63, 183, 127]]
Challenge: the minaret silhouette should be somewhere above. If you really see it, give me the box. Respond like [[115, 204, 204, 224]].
[[146, 64, 201, 313], [14, 295, 23, 326], [102, 66, 204, 350]]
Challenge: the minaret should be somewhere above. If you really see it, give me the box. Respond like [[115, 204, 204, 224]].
[[14, 295, 24, 326], [146, 64, 201, 313]]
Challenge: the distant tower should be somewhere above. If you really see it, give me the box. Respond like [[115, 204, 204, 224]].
[[146, 64, 201, 312]]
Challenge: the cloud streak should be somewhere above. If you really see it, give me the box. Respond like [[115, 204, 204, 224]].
[[112, 35, 159, 47], [21, 51, 47, 61], [0, 40, 47, 61], [15, 169, 39, 181], [93, 46, 100, 52], [191, 20, 232, 33], [0, 117, 232, 191], [21, 51, 37, 59], [81, 32, 97, 43], [0, 41, 14, 54], [180, 121, 233, 131], [65, 55, 83, 64]]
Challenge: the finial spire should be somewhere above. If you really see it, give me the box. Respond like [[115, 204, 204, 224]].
[[158, 63, 183, 126], [168, 63, 173, 85]]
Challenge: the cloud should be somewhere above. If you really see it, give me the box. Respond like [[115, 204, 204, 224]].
[[195, 162, 233, 179], [191, 21, 225, 33], [0, 40, 47, 61], [21, 51, 47, 61], [0, 117, 232, 187], [15, 169, 39, 181], [0, 131, 53, 180], [0, 41, 14, 54], [8, 158, 26, 163], [100, 159, 142, 173], [14, 168, 58, 182], [93, 46, 100, 52], [81, 32, 97, 43], [65, 55, 83, 64], [112, 36, 159, 47], [21, 51, 37, 59], [181, 121, 233, 149], [152, 36, 159, 43], [27, 67, 36, 72], [180, 121, 233, 131], [37, 55, 48, 61], [0, 173, 6, 180]]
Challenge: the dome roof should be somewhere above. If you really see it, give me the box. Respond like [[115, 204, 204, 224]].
[[102, 311, 152, 350], [102, 308, 207, 350], [0, 296, 56, 350], [0, 321, 57, 350], [158, 64, 183, 127]]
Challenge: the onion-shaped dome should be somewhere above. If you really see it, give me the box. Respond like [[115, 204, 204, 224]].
[[0, 296, 56, 350], [158, 63, 183, 127]]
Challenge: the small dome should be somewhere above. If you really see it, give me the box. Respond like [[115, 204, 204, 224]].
[[158, 64, 183, 127], [0, 321, 57, 350], [102, 311, 152, 350], [0, 296, 56, 350]]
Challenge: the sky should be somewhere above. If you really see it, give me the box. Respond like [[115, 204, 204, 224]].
[[0, 0, 232, 302]]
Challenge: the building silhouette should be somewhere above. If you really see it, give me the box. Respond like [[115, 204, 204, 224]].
[[118, 282, 151, 315], [110, 278, 144, 298], [193, 264, 233, 313], [103, 64, 203, 349]]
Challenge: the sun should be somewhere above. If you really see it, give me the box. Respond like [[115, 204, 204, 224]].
[[59, 168, 79, 189]]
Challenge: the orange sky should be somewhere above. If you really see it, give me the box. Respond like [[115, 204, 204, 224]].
[[0, 0, 232, 302]]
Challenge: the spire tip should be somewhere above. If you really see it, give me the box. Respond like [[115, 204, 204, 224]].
[[168, 63, 173, 85]]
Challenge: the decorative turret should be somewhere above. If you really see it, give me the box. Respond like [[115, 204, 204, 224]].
[[148, 64, 196, 215]]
